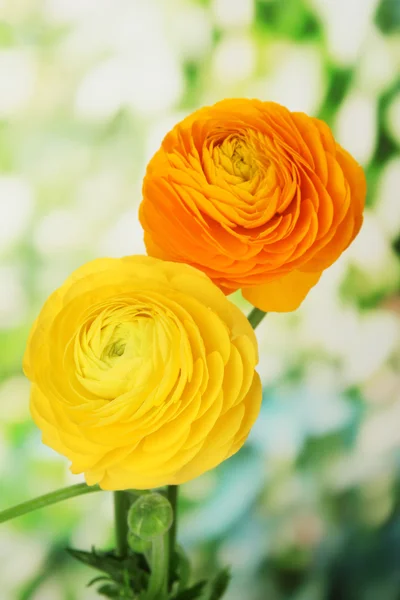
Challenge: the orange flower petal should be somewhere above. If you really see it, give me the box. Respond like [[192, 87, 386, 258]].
[[242, 269, 322, 312]]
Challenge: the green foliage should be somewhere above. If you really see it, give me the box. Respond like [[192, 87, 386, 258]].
[[375, 0, 400, 32], [255, 0, 321, 40], [172, 581, 207, 600], [207, 568, 231, 600], [173, 546, 192, 592], [68, 542, 230, 599], [67, 547, 149, 597]]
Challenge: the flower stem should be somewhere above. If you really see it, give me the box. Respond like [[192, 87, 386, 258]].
[[247, 307, 267, 330], [114, 491, 130, 557], [147, 535, 168, 600], [0, 483, 101, 524], [167, 485, 178, 585]]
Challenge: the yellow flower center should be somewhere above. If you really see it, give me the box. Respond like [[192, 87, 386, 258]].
[[100, 320, 150, 368], [74, 304, 184, 404]]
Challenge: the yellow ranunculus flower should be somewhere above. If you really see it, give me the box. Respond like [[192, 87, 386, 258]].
[[24, 256, 261, 490]]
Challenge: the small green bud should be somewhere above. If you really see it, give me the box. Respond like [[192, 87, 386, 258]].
[[127, 492, 173, 541], [127, 531, 151, 554]]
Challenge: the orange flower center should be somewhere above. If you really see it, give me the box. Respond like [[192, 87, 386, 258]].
[[213, 135, 257, 183]]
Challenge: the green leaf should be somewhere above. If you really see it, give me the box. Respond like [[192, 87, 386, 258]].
[[67, 547, 149, 593], [175, 546, 191, 592], [208, 568, 231, 600], [87, 575, 113, 588], [97, 583, 121, 598], [173, 580, 207, 600], [67, 547, 125, 581]]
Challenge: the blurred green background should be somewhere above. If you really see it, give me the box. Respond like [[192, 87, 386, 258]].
[[0, 0, 400, 598]]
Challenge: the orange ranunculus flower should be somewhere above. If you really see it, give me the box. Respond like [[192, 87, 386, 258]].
[[139, 99, 366, 312], [23, 256, 261, 490]]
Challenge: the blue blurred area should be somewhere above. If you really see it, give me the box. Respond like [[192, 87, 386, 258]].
[[0, 0, 400, 598]]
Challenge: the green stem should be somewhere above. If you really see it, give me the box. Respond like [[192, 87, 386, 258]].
[[147, 535, 167, 600], [247, 307, 267, 330], [114, 491, 130, 557], [167, 485, 178, 585], [0, 483, 101, 524]]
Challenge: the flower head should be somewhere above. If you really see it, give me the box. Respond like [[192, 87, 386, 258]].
[[139, 99, 366, 312], [24, 256, 261, 490]]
